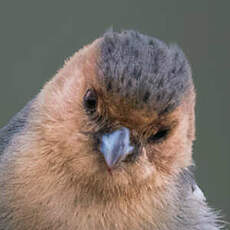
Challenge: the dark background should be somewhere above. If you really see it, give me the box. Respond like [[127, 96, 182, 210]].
[[0, 0, 229, 223]]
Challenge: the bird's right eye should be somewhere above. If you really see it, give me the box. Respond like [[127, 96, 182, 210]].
[[83, 88, 98, 114], [147, 128, 170, 144]]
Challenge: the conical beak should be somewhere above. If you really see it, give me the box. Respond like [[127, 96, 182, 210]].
[[100, 127, 134, 169]]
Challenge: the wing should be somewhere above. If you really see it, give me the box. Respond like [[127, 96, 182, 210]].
[[175, 168, 223, 230], [0, 99, 34, 157]]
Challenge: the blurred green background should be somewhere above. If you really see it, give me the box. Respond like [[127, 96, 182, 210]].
[[0, 0, 229, 223]]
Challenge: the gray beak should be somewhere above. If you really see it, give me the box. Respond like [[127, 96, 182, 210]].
[[100, 127, 134, 168]]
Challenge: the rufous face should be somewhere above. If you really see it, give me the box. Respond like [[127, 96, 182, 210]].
[[37, 32, 195, 198]]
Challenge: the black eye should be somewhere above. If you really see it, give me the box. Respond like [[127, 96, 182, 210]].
[[83, 89, 97, 113], [147, 129, 169, 143]]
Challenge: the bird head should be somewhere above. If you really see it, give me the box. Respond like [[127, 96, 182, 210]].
[[36, 31, 195, 198]]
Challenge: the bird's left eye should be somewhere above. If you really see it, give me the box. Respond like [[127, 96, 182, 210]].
[[147, 128, 170, 143], [83, 88, 98, 113]]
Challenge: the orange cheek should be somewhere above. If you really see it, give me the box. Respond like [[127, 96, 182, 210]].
[[149, 132, 191, 184]]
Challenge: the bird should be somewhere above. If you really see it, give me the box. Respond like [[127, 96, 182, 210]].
[[0, 30, 223, 230]]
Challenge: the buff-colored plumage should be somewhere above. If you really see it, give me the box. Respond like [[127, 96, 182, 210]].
[[0, 31, 222, 230]]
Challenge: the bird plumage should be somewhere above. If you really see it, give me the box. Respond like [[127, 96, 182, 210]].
[[0, 31, 222, 229]]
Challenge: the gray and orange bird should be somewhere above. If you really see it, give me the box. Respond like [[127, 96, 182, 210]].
[[0, 31, 222, 230]]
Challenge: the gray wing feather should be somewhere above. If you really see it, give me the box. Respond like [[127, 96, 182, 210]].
[[175, 168, 223, 230], [0, 99, 33, 157]]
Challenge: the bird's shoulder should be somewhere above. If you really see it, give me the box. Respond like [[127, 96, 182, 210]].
[[178, 167, 206, 202], [0, 99, 34, 157], [175, 168, 222, 230]]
